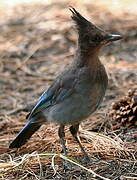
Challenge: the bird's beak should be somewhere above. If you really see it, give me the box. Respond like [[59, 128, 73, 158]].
[[105, 34, 123, 42]]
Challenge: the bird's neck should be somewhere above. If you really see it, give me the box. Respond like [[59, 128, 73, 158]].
[[74, 46, 100, 68]]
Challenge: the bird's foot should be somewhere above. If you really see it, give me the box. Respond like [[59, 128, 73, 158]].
[[63, 160, 73, 170], [83, 154, 91, 164]]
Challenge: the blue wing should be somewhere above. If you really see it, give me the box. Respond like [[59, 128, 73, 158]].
[[27, 75, 75, 119], [27, 80, 59, 119]]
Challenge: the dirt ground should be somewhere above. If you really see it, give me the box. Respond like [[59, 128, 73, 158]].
[[0, 1, 137, 179]]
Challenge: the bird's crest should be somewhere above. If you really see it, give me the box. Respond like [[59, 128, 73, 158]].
[[69, 7, 91, 27], [69, 7, 103, 36]]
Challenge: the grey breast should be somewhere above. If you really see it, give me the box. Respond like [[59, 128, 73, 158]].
[[44, 65, 108, 125]]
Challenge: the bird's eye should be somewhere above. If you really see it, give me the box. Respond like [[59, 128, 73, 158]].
[[84, 35, 90, 41], [93, 36, 101, 42], [83, 34, 101, 44]]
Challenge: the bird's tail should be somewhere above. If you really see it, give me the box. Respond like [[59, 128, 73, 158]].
[[9, 117, 42, 148]]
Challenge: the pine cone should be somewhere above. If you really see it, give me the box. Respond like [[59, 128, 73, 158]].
[[109, 89, 137, 130]]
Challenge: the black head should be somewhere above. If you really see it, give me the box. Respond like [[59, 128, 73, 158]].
[[70, 7, 122, 51]]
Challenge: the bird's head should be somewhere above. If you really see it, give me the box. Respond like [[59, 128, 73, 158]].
[[70, 7, 122, 52]]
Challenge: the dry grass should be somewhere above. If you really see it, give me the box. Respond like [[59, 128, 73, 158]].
[[0, 0, 137, 179]]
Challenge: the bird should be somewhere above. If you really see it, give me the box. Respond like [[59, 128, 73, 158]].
[[9, 7, 122, 161]]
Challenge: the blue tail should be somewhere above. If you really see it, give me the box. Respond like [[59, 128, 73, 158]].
[[9, 117, 42, 148]]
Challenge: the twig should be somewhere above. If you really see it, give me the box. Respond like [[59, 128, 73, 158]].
[[59, 154, 110, 180], [120, 176, 137, 179], [6, 104, 34, 115], [15, 47, 40, 70], [0, 152, 110, 180]]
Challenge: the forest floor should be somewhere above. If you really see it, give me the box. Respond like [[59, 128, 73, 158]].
[[0, 1, 137, 179]]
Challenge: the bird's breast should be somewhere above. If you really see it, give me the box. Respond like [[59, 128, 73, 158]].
[[44, 65, 108, 125]]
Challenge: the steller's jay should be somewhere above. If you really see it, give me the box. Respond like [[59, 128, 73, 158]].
[[9, 7, 122, 161]]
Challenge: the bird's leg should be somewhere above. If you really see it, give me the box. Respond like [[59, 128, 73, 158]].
[[69, 124, 90, 162], [58, 125, 67, 155]]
